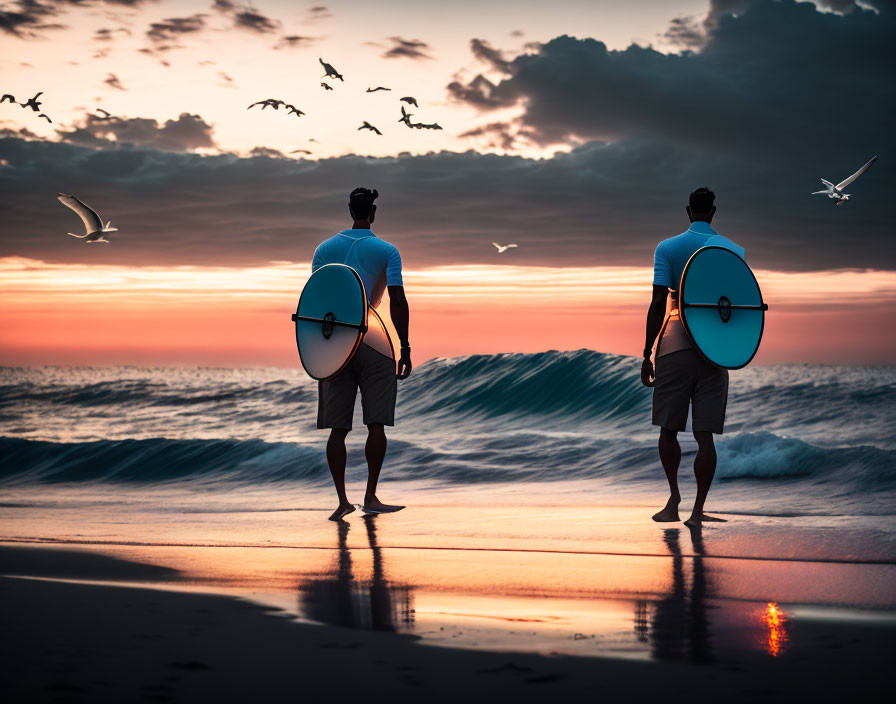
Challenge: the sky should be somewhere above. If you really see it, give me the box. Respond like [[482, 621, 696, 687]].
[[1, 0, 893, 365]]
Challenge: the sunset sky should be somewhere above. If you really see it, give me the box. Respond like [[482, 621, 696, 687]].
[[1, 0, 893, 365]]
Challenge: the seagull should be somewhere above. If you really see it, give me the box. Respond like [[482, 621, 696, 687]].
[[812, 155, 878, 205], [308, 138, 319, 143], [284, 104, 305, 116], [94, 108, 114, 120], [37, 113, 51, 123], [358, 121, 382, 135], [400, 96, 418, 107], [410, 121, 443, 130], [247, 98, 284, 110], [492, 242, 518, 253], [290, 148, 312, 155], [20, 91, 43, 111], [319, 58, 343, 81], [321, 82, 333, 90], [366, 86, 391, 93], [398, 105, 413, 126], [57, 193, 117, 243], [1, 93, 16, 104]]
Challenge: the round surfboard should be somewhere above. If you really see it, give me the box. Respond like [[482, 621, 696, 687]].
[[364, 307, 395, 361], [679, 246, 768, 370], [292, 264, 368, 380]]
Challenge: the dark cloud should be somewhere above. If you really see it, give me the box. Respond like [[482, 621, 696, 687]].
[[213, 1, 280, 33], [382, 36, 432, 60], [103, 72, 126, 90], [146, 14, 206, 44], [459, 121, 519, 150], [0, 0, 66, 37], [1, 1, 154, 39], [94, 26, 131, 41], [248, 146, 285, 159], [469, 38, 511, 72], [54, 112, 216, 152], [1, 134, 892, 272], [275, 34, 317, 49], [447, 0, 894, 169], [307, 5, 330, 20]]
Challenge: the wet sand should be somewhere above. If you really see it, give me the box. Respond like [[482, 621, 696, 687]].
[[2, 537, 894, 702]]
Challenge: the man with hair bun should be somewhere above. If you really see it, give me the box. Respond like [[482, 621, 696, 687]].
[[640, 187, 745, 528], [311, 187, 413, 521]]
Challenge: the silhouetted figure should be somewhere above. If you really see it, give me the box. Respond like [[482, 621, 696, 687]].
[[642, 187, 738, 527]]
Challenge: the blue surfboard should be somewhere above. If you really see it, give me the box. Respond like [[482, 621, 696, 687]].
[[679, 246, 768, 369]]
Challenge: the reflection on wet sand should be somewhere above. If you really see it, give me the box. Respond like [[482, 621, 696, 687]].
[[762, 602, 788, 657], [298, 516, 414, 632], [635, 527, 713, 663]]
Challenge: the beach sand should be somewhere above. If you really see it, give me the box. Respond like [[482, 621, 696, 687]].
[[2, 523, 894, 703]]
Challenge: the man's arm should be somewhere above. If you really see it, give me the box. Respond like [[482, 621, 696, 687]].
[[641, 284, 668, 387], [388, 285, 412, 379]]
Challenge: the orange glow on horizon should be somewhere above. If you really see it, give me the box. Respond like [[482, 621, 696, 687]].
[[1, 257, 894, 366]]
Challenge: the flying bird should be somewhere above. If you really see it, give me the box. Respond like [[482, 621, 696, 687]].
[[57, 193, 117, 243], [492, 242, 518, 253], [284, 104, 305, 116], [410, 121, 443, 130], [319, 58, 343, 81], [358, 121, 382, 135], [290, 148, 312, 155], [399, 96, 418, 107], [366, 86, 391, 93], [247, 98, 284, 110], [37, 113, 51, 123], [20, 91, 43, 111], [812, 155, 878, 205], [321, 82, 333, 90], [398, 105, 413, 126], [1, 93, 16, 104], [94, 108, 114, 120]]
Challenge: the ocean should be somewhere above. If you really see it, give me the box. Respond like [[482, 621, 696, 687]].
[[1, 351, 894, 515]]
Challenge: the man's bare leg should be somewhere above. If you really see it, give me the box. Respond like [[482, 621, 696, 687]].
[[653, 427, 682, 522], [684, 431, 721, 527], [362, 423, 404, 513], [326, 428, 356, 521]]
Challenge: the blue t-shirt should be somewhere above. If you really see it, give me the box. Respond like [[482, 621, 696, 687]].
[[312, 230, 403, 307], [653, 221, 745, 290]]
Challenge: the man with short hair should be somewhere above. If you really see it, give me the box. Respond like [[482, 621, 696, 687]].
[[641, 187, 743, 528], [312, 187, 412, 521]]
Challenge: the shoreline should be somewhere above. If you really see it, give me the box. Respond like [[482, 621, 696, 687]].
[[3, 572, 892, 703]]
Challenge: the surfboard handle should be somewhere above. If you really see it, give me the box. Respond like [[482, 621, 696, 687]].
[[291, 313, 368, 333], [683, 303, 769, 310]]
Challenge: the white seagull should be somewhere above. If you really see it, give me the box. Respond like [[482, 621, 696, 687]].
[[812, 155, 878, 206], [492, 242, 518, 253], [57, 193, 117, 243]]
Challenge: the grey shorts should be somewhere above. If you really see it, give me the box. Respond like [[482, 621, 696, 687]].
[[317, 343, 397, 430], [652, 349, 729, 434]]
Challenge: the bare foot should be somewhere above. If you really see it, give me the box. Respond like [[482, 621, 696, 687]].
[[652, 496, 681, 522], [701, 513, 727, 522], [362, 496, 405, 514], [329, 503, 356, 521]]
